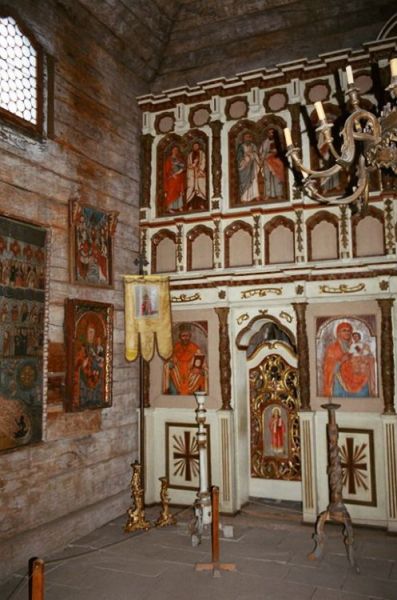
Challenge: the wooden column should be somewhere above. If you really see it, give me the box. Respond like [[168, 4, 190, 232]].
[[140, 133, 154, 208], [209, 120, 223, 199], [215, 307, 232, 410], [377, 298, 396, 415], [292, 302, 311, 410]]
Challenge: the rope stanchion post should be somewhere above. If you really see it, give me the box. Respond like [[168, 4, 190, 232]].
[[195, 486, 236, 575], [30, 558, 44, 600]]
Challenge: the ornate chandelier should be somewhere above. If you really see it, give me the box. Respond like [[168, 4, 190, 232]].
[[284, 59, 397, 206]]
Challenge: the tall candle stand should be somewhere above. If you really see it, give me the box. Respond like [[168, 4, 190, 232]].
[[156, 476, 177, 527], [124, 461, 151, 532], [191, 391, 212, 547], [308, 402, 359, 572]]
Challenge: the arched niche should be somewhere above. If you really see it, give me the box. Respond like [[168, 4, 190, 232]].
[[156, 130, 210, 217], [307, 211, 339, 261], [151, 229, 176, 273], [224, 220, 253, 268], [228, 116, 288, 207], [352, 206, 385, 257], [187, 224, 213, 271], [236, 314, 296, 358], [264, 216, 295, 264]]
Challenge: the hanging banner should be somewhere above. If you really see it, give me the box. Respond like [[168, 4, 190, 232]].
[[124, 275, 173, 362]]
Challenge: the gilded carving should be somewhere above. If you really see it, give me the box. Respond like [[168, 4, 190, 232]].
[[241, 287, 282, 299], [279, 311, 293, 323], [319, 283, 365, 294], [249, 354, 300, 480], [171, 293, 201, 303], [340, 205, 349, 253], [253, 214, 261, 258], [384, 198, 395, 253], [237, 313, 249, 325], [176, 224, 183, 265], [295, 209, 304, 254]]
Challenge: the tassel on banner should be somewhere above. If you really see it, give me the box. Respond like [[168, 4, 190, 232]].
[[124, 275, 173, 362]]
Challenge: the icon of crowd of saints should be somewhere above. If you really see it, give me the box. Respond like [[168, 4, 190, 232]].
[[72, 202, 114, 286], [162, 322, 208, 395], [0, 217, 46, 450]]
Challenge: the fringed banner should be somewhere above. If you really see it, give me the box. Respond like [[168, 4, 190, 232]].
[[124, 275, 173, 362]]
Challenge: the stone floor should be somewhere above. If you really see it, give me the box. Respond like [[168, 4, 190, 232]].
[[1, 501, 397, 600]]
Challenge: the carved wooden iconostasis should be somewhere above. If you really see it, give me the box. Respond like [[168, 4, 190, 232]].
[[139, 36, 397, 529]]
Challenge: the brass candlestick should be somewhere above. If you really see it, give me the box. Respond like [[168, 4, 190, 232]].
[[156, 477, 176, 527], [124, 461, 151, 532], [308, 402, 359, 572]]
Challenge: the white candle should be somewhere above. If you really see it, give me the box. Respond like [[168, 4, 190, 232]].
[[346, 65, 354, 85], [391, 58, 397, 78], [314, 101, 326, 121], [283, 127, 293, 147]]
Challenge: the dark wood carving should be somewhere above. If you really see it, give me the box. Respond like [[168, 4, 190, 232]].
[[215, 307, 232, 410], [377, 298, 395, 414], [292, 302, 310, 410], [209, 120, 223, 198], [140, 134, 154, 208]]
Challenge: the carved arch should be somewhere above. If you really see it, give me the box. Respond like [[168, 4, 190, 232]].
[[156, 130, 210, 217], [228, 115, 288, 207], [352, 205, 385, 257], [224, 220, 253, 268], [306, 210, 339, 261], [151, 229, 177, 273], [186, 224, 214, 271], [264, 215, 295, 265], [236, 314, 296, 358]]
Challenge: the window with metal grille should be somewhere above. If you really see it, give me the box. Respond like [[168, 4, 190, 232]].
[[0, 13, 43, 135]]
